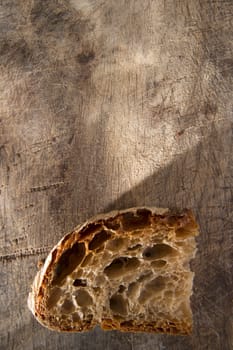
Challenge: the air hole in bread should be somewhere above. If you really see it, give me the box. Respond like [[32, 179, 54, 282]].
[[136, 208, 152, 217], [127, 281, 140, 298], [88, 230, 111, 250], [52, 242, 86, 286], [104, 219, 120, 230], [120, 320, 133, 328], [73, 279, 87, 287], [81, 253, 93, 267], [86, 314, 93, 321], [157, 327, 164, 332], [72, 313, 81, 322], [110, 294, 127, 315], [165, 290, 173, 298], [118, 285, 126, 293], [139, 276, 166, 303], [104, 257, 140, 279], [137, 271, 153, 282], [95, 274, 107, 285], [106, 238, 126, 251], [80, 223, 103, 238], [121, 211, 150, 230], [147, 276, 166, 292], [143, 244, 176, 260], [151, 260, 167, 268], [72, 269, 83, 279], [61, 299, 75, 314], [46, 287, 62, 309], [75, 290, 93, 307], [128, 244, 142, 251], [96, 246, 105, 253]]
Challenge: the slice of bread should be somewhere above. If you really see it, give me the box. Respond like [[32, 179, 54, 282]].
[[28, 207, 199, 335]]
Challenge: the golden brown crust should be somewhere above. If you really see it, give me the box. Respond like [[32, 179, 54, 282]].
[[28, 207, 199, 334], [101, 318, 192, 335]]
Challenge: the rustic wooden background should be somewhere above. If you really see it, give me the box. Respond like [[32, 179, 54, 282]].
[[0, 1, 233, 349]]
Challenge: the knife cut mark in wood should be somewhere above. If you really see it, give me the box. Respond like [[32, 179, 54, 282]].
[[0, 247, 51, 262], [30, 182, 64, 192]]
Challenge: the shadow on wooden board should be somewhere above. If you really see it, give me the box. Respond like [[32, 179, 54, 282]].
[[104, 122, 233, 350], [15, 122, 231, 350]]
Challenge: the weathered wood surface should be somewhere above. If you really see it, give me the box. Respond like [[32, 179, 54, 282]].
[[0, 1, 233, 349]]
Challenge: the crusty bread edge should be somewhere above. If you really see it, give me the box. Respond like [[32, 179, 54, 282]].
[[28, 206, 197, 334]]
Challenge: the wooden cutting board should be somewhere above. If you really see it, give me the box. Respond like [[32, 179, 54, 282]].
[[0, 1, 232, 349]]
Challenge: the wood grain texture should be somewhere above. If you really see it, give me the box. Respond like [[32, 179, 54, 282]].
[[0, 0, 232, 349]]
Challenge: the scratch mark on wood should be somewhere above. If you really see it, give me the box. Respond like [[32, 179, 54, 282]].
[[10, 235, 28, 244], [16, 203, 34, 211], [0, 246, 51, 262], [30, 182, 64, 192]]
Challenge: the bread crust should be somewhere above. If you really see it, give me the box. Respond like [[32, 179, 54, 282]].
[[28, 207, 198, 334]]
